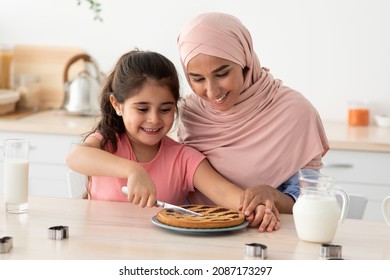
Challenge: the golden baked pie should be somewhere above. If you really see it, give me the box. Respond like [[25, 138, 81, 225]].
[[156, 205, 245, 229]]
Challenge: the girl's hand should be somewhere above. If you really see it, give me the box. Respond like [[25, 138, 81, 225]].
[[125, 167, 157, 208], [245, 204, 280, 232]]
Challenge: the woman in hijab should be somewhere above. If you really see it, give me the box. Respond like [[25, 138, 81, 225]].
[[177, 12, 329, 229]]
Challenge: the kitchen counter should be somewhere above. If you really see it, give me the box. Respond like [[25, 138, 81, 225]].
[[323, 122, 390, 152], [0, 109, 99, 136], [1, 110, 390, 152]]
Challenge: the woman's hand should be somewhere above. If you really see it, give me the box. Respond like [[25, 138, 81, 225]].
[[245, 204, 280, 232], [240, 185, 281, 220], [125, 167, 157, 208], [239, 185, 285, 231]]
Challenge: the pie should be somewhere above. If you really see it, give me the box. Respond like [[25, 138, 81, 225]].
[[156, 205, 245, 229]]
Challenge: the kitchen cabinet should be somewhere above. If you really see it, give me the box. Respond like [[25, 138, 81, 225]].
[[321, 149, 390, 221], [0, 131, 83, 198]]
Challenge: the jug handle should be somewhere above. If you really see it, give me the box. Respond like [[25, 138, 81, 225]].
[[383, 196, 390, 226], [335, 185, 350, 224], [63, 53, 100, 84]]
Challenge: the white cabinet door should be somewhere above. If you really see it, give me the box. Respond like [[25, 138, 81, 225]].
[[1, 131, 83, 198], [322, 150, 390, 221]]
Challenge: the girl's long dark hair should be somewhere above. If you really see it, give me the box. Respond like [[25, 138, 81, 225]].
[[87, 49, 180, 151]]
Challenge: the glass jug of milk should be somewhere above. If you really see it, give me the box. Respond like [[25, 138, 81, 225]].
[[293, 169, 350, 243]]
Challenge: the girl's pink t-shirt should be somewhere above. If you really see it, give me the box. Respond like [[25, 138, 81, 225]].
[[89, 133, 206, 205]]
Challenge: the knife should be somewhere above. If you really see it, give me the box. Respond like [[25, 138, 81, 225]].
[[121, 186, 203, 216]]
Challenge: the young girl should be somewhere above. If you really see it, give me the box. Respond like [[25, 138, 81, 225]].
[[66, 49, 279, 232]]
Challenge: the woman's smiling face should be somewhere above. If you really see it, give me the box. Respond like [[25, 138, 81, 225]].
[[186, 54, 244, 111]]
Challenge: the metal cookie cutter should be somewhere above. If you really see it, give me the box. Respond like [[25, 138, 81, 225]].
[[320, 244, 343, 260], [0, 236, 13, 254], [48, 225, 69, 240], [245, 243, 267, 259]]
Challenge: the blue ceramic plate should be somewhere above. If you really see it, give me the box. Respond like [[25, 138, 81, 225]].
[[151, 216, 249, 234]]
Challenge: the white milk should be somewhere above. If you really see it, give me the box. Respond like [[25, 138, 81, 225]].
[[4, 159, 29, 204], [293, 195, 341, 243]]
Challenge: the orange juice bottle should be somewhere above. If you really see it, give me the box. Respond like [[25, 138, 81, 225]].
[[0, 44, 14, 89]]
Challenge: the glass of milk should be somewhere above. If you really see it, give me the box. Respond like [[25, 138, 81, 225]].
[[3, 139, 29, 213], [293, 169, 350, 243]]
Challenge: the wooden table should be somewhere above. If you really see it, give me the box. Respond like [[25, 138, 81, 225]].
[[1, 196, 390, 260]]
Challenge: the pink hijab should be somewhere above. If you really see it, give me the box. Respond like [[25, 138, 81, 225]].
[[177, 13, 329, 198]]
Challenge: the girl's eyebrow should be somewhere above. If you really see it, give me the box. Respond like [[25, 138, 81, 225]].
[[188, 64, 230, 77], [133, 101, 175, 105], [161, 101, 175, 105]]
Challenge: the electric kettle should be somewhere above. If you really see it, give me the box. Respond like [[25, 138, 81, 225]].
[[62, 53, 103, 115]]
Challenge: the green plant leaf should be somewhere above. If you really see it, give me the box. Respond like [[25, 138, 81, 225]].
[[76, 0, 103, 22]]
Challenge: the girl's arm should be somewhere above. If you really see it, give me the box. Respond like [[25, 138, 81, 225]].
[[192, 159, 242, 210], [193, 159, 280, 232], [66, 135, 157, 207]]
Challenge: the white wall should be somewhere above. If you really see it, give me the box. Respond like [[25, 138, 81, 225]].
[[1, 0, 389, 123]]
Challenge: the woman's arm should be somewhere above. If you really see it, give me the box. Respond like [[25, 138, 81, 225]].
[[233, 171, 301, 231], [66, 135, 157, 207], [241, 171, 299, 217], [241, 185, 295, 216]]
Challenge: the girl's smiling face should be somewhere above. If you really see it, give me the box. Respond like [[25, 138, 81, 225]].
[[186, 54, 244, 111], [111, 81, 176, 149]]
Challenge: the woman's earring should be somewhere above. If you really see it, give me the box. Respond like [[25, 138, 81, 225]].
[[116, 111, 122, 116]]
